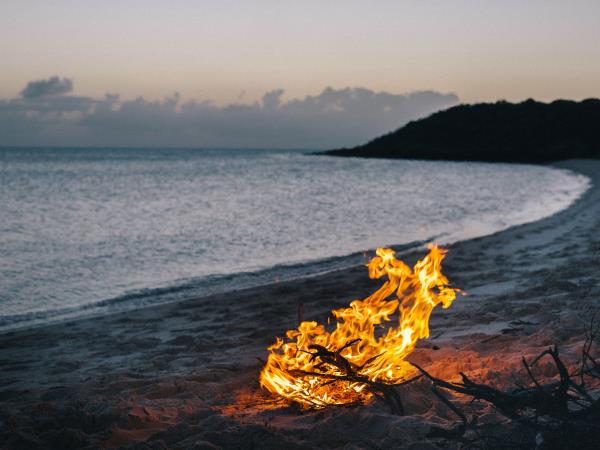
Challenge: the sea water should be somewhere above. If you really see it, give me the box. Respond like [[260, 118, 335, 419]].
[[0, 148, 590, 331]]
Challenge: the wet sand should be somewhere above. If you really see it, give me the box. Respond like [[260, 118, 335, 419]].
[[1, 160, 599, 449]]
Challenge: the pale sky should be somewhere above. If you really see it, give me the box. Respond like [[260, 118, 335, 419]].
[[2, 0, 600, 104]]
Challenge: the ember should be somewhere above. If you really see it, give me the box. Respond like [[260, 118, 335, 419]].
[[260, 245, 459, 408]]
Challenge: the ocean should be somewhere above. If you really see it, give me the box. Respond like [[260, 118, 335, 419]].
[[0, 148, 590, 331]]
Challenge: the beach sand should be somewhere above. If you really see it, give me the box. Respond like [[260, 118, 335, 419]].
[[1, 159, 599, 449]]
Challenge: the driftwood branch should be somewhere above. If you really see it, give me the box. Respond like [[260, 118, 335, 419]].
[[410, 330, 600, 448], [292, 339, 420, 415]]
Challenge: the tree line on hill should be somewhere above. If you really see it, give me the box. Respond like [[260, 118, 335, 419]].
[[323, 98, 600, 163]]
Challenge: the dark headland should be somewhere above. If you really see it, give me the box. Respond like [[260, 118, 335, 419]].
[[322, 98, 600, 163]]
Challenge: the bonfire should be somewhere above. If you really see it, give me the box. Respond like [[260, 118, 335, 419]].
[[259, 245, 600, 448], [260, 245, 459, 410]]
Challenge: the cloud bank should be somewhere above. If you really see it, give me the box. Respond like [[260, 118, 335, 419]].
[[0, 77, 458, 148], [20, 76, 74, 99]]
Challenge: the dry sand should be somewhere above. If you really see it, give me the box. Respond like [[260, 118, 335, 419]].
[[1, 159, 599, 449]]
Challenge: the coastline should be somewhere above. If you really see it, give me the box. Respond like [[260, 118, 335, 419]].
[[1, 159, 599, 449], [0, 157, 587, 335]]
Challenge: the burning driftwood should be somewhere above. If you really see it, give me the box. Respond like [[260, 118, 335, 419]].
[[287, 338, 422, 414], [260, 245, 459, 409]]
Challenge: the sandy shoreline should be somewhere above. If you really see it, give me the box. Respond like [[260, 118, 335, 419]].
[[1, 159, 599, 449]]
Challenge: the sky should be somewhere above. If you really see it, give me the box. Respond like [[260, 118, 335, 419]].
[[1, 0, 599, 148]]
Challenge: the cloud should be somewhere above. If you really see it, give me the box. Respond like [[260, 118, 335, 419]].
[[20, 76, 73, 99], [261, 89, 284, 111], [1, 78, 459, 148]]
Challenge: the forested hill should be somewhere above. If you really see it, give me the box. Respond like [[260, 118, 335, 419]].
[[322, 99, 600, 163]]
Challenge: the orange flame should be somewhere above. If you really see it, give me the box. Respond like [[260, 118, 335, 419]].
[[259, 245, 458, 407]]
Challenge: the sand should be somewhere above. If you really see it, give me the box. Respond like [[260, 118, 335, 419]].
[[1, 159, 599, 449]]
